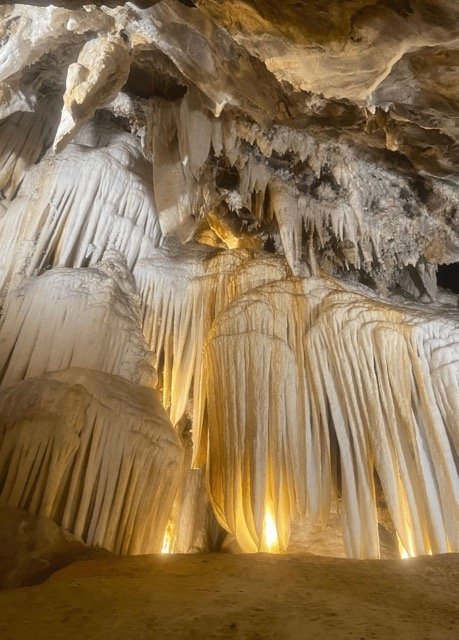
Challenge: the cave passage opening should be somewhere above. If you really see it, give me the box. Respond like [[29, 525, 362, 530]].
[[437, 263, 459, 293]]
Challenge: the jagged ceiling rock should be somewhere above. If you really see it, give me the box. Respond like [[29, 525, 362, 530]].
[[13, 1, 161, 6], [1, 1, 458, 254], [197, 1, 459, 182], [197, 1, 459, 102]]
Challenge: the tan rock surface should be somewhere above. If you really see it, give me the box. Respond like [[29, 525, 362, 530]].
[[0, 506, 110, 589], [1, 553, 459, 639]]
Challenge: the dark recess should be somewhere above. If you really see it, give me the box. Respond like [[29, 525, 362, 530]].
[[437, 263, 459, 293]]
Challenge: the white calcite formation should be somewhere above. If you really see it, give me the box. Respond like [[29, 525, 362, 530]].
[[0, 131, 162, 299], [0, 0, 458, 560], [205, 276, 459, 557], [54, 33, 132, 152], [0, 251, 153, 387], [0, 368, 183, 555]]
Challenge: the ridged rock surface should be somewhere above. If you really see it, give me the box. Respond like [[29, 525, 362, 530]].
[[0, 0, 457, 560]]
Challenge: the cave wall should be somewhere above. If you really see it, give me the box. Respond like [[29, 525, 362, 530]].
[[0, 0, 458, 558]]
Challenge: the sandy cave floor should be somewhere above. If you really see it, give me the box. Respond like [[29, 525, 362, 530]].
[[1, 553, 459, 639]]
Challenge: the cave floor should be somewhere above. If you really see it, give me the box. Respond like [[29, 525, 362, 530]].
[[1, 552, 458, 640]]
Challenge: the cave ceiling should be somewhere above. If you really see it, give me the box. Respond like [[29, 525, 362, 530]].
[[2, 1, 458, 193]]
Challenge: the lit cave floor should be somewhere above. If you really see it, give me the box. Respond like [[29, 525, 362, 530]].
[[0, 554, 459, 640], [1, 553, 459, 640]]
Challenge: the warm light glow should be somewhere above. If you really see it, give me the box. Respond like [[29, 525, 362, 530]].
[[397, 531, 434, 559], [399, 545, 410, 559], [262, 507, 279, 552], [161, 521, 173, 554], [397, 533, 412, 559]]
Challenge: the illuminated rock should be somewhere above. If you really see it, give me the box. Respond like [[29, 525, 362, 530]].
[[205, 275, 459, 557], [0, 368, 183, 555], [0, 0, 458, 562], [0, 251, 154, 387]]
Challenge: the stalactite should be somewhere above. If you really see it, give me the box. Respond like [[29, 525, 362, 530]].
[[204, 275, 459, 557], [0, 251, 153, 388], [134, 247, 289, 437], [0, 131, 162, 299], [53, 33, 132, 152], [0, 368, 183, 554]]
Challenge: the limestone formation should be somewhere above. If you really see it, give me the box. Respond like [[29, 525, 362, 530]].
[[0, 369, 183, 554], [0, 0, 458, 561], [0, 506, 110, 588]]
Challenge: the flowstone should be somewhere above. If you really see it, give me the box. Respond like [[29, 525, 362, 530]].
[[0, 0, 458, 560]]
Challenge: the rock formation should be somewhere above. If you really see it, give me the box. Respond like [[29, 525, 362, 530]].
[[0, 0, 458, 560], [0, 505, 111, 588]]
